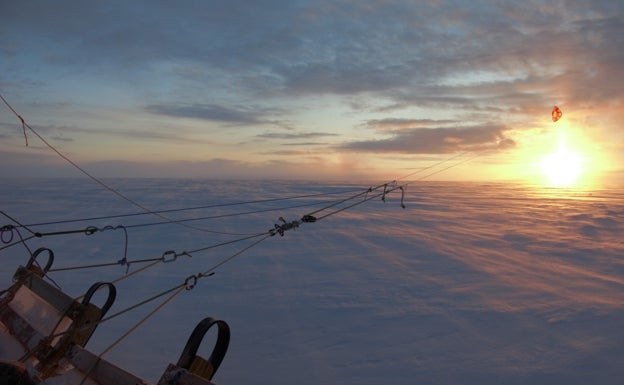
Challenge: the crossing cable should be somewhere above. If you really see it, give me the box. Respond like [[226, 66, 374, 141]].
[[77, 284, 186, 385], [0, 211, 39, 252], [45, 183, 396, 279], [48, 232, 267, 276], [5, 189, 364, 239], [5, 182, 378, 278], [97, 234, 268, 326], [0, 94, 155, 217], [301, 183, 404, 223], [0, 211, 38, 255], [15, 190, 363, 273], [46, 234, 270, 365], [41, 183, 397, 362], [417, 153, 481, 181], [0, 93, 261, 237], [8, 160, 453, 363], [96, 196, 346, 231], [17, 188, 363, 229], [1, 93, 485, 362], [36, 180, 399, 358], [44, 233, 267, 345], [395, 151, 468, 182], [2, 188, 367, 254]]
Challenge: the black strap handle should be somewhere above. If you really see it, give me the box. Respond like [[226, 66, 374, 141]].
[[177, 317, 230, 380], [26, 247, 55, 274], [81, 281, 116, 316]]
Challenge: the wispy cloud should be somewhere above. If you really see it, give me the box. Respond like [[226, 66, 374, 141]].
[[365, 118, 459, 131], [1, 1, 622, 180], [256, 131, 339, 140], [144, 103, 269, 124], [342, 124, 515, 154]]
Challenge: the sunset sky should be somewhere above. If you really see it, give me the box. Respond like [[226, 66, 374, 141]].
[[1, 1, 622, 185]]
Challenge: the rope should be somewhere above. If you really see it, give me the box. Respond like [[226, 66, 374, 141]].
[[311, 187, 398, 222], [395, 151, 468, 181], [0, 93, 269, 237], [19, 188, 362, 229], [78, 285, 186, 385], [0, 91, 489, 373], [197, 233, 271, 276], [13, 190, 360, 239], [58, 234, 267, 375], [48, 232, 266, 275]]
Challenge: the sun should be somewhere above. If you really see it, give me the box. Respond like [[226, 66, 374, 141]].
[[540, 140, 584, 187]]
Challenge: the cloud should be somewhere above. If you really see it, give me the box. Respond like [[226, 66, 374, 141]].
[[144, 103, 271, 124], [365, 118, 458, 131], [2, 1, 622, 111], [1, 1, 623, 180], [50, 136, 74, 142], [342, 124, 515, 154], [256, 132, 339, 140]]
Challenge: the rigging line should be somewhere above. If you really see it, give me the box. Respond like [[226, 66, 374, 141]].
[[0, 210, 38, 236], [0, 93, 244, 237], [51, 255, 162, 274], [0, 94, 157, 216], [39, 183, 401, 340], [82, 191, 385, 279], [198, 233, 271, 277], [17, 192, 359, 240], [0, 234, 37, 252], [0, 222, 36, 255], [0, 224, 65, 291], [109, 259, 162, 286], [0, 93, 28, 146], [78, 286, 186, 385], [18, 188, 364, 228], [311, 188, 396, 222], [189, 233, 270, 260], [99, 283, 186, 324], [72, 260, 163, 302], [49, 232, 266, 274], [305, 182, 388, 218], [120, 199, 336, 231], [63, 235, 265, 339], [395, 151, 468, 182], [414, 153, 481, 182]]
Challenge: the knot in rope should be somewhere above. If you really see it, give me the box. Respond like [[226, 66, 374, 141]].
[[117, 256, 130, 273]]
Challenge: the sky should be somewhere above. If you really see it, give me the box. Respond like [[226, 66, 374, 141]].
[[1, 0, 623, 185]]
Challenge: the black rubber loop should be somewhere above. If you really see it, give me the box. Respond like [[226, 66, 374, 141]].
[[81, 281, 117, 316], [26, 247, 55, 273], [177, 317, 230, 380]]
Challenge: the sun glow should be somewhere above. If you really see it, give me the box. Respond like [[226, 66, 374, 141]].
[[540, 139, 584, 187]]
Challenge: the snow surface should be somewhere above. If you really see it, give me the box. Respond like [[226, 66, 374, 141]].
[[1, 178, 623, 385]]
